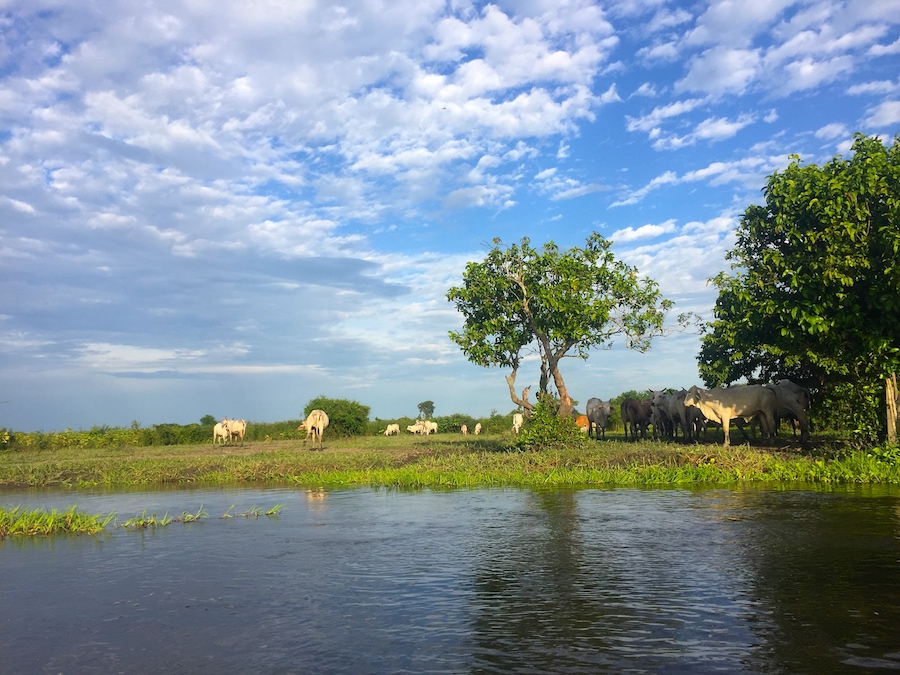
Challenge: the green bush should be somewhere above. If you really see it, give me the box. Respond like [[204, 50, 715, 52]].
[[517, 398, 588, 450]]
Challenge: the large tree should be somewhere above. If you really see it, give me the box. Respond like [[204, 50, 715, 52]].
[[447, 233, 682, 418], [699, 133, 900, 440]]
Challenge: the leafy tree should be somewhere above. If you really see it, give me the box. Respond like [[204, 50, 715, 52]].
[[447, 233, 686, 418], [417, 400, 435, 419], [698, 133, 900, 441], [200, 414, 217, 426], [303, 396, 370, 437]]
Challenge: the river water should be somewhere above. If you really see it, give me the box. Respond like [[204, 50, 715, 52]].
[[1, 485, 899, 674]]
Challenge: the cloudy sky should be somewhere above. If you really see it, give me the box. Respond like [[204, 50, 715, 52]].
[[1, 0, 898, 431]]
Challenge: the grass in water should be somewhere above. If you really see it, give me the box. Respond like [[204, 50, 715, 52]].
[[0, 505, 115, 538]]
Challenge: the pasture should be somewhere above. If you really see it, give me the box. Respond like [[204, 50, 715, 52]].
[[1, 429, 898, 489]]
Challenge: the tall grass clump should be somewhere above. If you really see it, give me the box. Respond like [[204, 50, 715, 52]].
[[0, 506, 115, 537]]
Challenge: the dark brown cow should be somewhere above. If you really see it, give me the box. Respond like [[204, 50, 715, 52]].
[[621, 398, 653, 441]]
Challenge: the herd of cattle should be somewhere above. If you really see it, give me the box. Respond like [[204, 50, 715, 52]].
[[615, 380, 810, 446], [216, 380, 810, 450]]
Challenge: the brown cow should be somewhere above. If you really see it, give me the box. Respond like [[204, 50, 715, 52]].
[[575, 414, 589, 432], [621, 398, 653, 441]]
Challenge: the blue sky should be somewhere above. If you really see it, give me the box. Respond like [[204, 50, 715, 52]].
[[1, 0, 898, 431]]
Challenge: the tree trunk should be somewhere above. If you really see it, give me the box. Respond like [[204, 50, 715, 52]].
[[505, 369, 535, 416], [548, 359, 574, 418], [887, 374, 899, 445]]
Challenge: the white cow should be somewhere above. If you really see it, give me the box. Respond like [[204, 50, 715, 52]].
[[474, 423, 482, 435], [684, 385, 777, 447], [461, 424, 468, 435], [298, 409, 329, 450], [423, 420, 438, 435], [512, 413, 524, 434], [383, 423, 400, 436], [407, 421, 427, 435], [225, 419, 247, 446], [213, 420, 229, 446]]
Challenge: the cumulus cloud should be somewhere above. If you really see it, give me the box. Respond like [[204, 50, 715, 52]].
[[864, 101, 900, 127], [611, 218, 677, 242]]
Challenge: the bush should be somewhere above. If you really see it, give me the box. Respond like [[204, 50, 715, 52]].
[[303, 396, 370, 438], [517, 398, 588, 450]]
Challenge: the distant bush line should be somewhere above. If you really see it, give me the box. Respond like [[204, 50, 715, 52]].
[[0, 412, 525, 452]]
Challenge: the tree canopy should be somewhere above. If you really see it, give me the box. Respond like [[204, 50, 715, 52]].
[[447, 233, 680, 418], [417, 400, 435, 419], [698, 133, 900, 438]]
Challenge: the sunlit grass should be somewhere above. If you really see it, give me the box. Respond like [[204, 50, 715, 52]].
[[0, 505, 115, 537], [1, 435, 898, 489]]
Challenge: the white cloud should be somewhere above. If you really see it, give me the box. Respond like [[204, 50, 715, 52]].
[[676, 47, 761, 96], [848, 79, 900, 96], [625, 98, 707, 134], [868, 37, 900, 56], [864, 101, 900, 127], [815, 123, 849, 140], [611, 218, 677, 242], [610, 171, 677, 207], [653, 114, 755, 150]]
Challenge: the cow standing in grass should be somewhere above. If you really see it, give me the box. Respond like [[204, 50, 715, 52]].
[[298, 410, 329, 450]]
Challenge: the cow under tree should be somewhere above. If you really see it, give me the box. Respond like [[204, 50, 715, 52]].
[[683, 385, 777, 447]]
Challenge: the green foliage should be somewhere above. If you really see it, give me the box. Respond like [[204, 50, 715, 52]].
[[699, 133, 900, 437], [447, 233, 681, 416], [303, 396, 370, 437], [200, 414, 217, 426], [417, 400, 435, 418], [516, 398, 589, 450]]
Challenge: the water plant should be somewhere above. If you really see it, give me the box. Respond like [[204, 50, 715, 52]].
[[0, 505, 115, 538]]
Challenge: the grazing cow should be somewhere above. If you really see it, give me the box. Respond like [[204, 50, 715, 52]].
[[422, 420, 438, 435], [225, 419, 247, 446], [383, 423, 400, 436], [407, 421, 427, 435], [461, 424, 468, 435], [474, 422, 482, 435], [683, 385, 777, 447], [575, 414, 590, 432], [620, 398, 653, 441], [586, 398, 612, 440], [213, 420, 229, 446], [512, 413, 524, 434], [298, 409, 329, 450], [769, 379, 810, 441]]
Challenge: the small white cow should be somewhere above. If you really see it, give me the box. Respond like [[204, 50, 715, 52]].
[[213, 420, 229, 446], [461, 424, 468, 435], [684, 385, 777, 447], [407, 421, 427, 435], [298, 409, 329, 450], [225, 419, 247, 446], [384, 423, 400, 436], [474, 423, 482, 435], [423, 420, 438, 435], [512, 413, 524, 434]]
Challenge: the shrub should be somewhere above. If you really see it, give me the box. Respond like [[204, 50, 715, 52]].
[[517, 398, 588, 450]]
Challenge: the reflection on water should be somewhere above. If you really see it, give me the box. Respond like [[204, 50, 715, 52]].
[[2, 486, 899, 673]]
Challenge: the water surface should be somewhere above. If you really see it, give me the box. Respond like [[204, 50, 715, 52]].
[[2, 485, 899, 673]]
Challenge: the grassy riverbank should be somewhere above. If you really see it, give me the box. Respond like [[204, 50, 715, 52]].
[[1, 433, 899, 489]]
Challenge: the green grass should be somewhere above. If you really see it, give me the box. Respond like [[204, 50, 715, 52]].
[[1, 433, 898, 489], [0, 505, 115, 537]]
